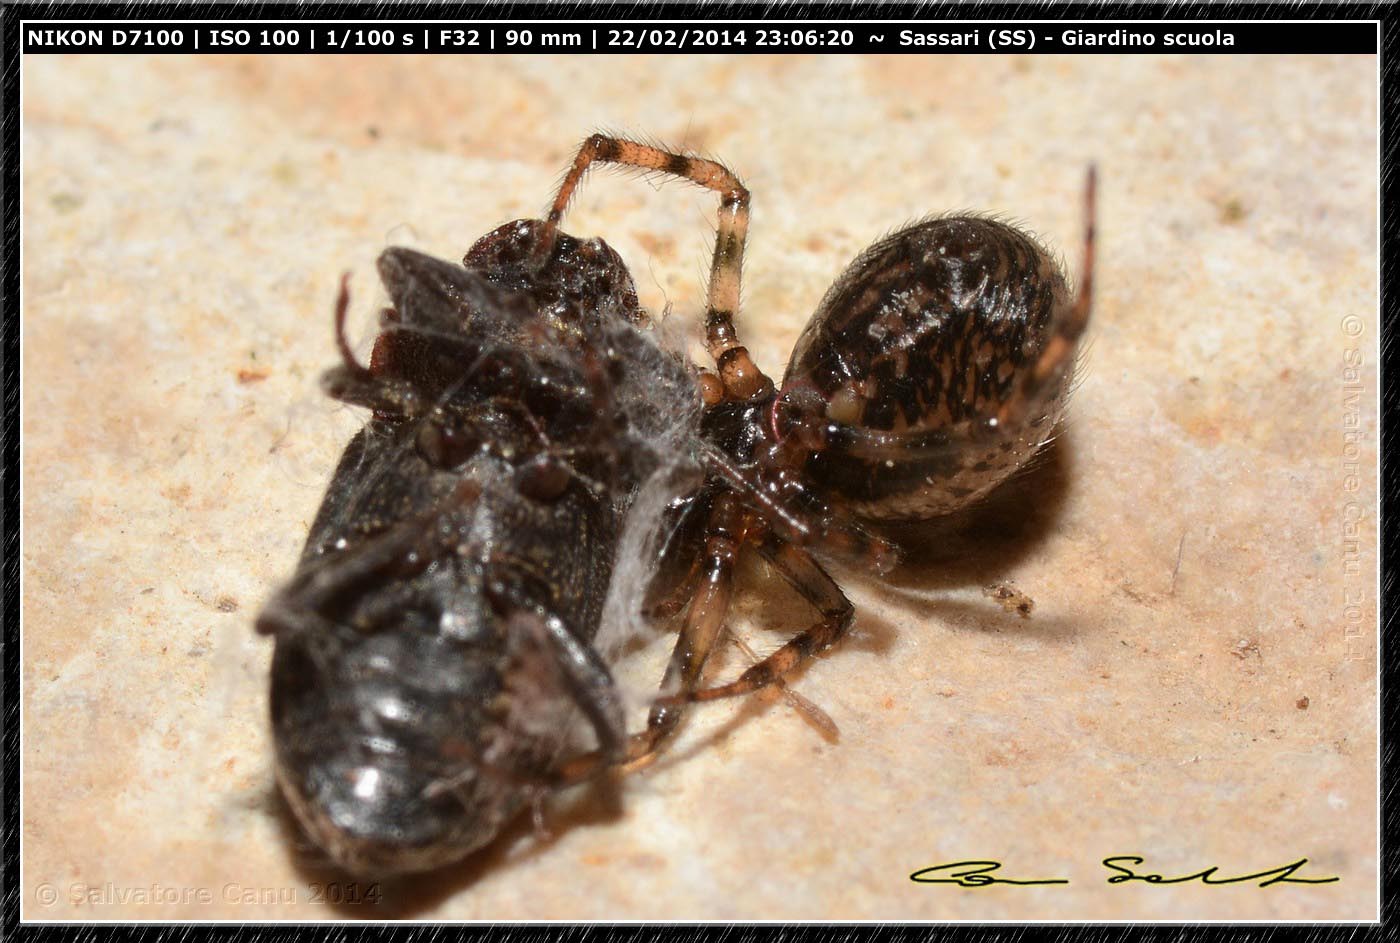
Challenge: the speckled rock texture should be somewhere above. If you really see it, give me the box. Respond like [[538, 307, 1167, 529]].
[[22, 53, 1376, 920]]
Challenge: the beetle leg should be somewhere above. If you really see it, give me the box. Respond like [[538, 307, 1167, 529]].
[[317, 274, 427, 417], [422, 607, 627, 800], [655, 530, 853, 707], [510, 609, 628, 765], [478, 571, 629, 762], [537, 133, 772, 403], [256, 478, 483, 636]]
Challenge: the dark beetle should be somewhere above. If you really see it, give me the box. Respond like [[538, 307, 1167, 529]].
[[257, 221, 698, 876]]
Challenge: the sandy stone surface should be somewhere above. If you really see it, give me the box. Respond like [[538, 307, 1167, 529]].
[[22, 52, 1377, 920]]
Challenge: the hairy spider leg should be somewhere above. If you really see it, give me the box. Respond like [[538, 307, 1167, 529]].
[[539, 133, 772, 403], [654, 528, 854, 707], [997, 164, 1097, 427], [582, 421, 878, 762], [630, 492, 749, 753], [701, 440, 899, 573], [642, 499, 710, 620], [544, 492, 750, 783], [630, 485, 855, 751], [546, 482, 867, 776], [729, 630, 840, 740]]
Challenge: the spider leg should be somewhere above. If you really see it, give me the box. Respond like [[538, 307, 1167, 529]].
[[541, 492, 749, 783], [641, 489, 711, 619], [634, 492, 747, 747], [655, 529, 853, 707], [539, 133, 771, 403], [997, 164, 1097, 427], [729, 631, 840, 741], [531, 470, 861, 782], [701, 440, 899, 574], [644, 532, 705, 620]]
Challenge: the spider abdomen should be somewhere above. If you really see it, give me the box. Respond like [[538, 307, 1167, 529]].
[[779, 216, 1080, 521]]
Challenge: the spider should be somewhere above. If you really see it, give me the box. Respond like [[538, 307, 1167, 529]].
[[535, 134, 1097, 778]]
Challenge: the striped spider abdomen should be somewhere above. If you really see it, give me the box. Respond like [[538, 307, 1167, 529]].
[[776, 188, 1095, 522]]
